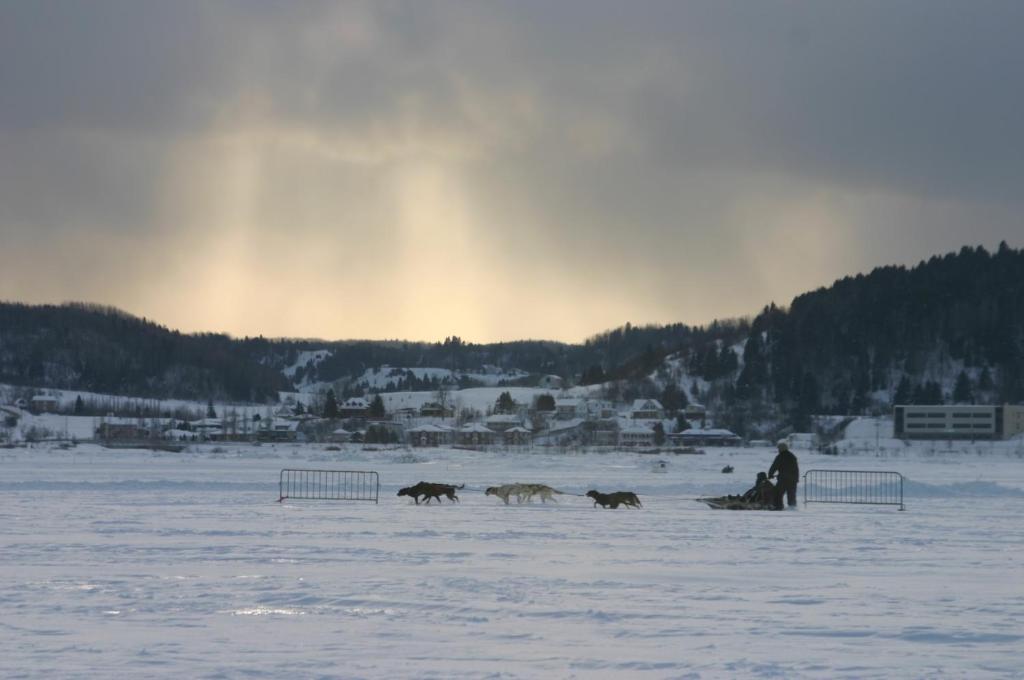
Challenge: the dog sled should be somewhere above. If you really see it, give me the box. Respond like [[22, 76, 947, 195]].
[[697, 471, 776, 510], [696, 495, 775, 511]]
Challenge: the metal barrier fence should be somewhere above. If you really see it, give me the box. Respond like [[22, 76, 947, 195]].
[[803, 469, 905, 510], [278, 469, 380, 503]]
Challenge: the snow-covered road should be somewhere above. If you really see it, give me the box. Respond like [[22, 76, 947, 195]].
[[2, 444, 1022, 678]]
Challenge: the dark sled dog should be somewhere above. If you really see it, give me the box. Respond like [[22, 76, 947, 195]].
[[397, 481, 464, 504], [586, 490, 642, 509]]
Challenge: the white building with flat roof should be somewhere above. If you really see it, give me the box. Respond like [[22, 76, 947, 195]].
[[894, 404, 1024, 440]]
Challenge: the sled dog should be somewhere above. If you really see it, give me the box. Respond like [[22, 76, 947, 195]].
[[397, 481, 463, 504], [586, 490, 642, 509], [485, 483, 569, 504]]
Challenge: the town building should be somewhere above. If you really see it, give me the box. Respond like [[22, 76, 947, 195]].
[[95, 419, 152, 441], [485, 413, 523, 432], [407, 423, 454, 447], [555, 398, 586, 420], [683, 403, 707, 427], [330, 427, 353, 443], [419, 401, 453, 418], [583, 419, 619, 446], [257, 419, 299, 442], [619, 424, 656, 447], [456, 423, 497, 447], [537, 375, 564, 389], [338, 398, 370, 418], [670, 428, 742, 447], [30, 395, 60, 413], [586, 400, 617, 420], [893, 404, 1024, 440], [630, 399, 664, 421], [502, 426, 532, 446]]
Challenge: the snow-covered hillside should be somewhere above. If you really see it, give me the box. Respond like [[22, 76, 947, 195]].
[[282, 349, 332, 380], [349, 365, 530, 390]]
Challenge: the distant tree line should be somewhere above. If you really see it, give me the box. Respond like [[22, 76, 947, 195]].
[[0, 303, 289, 402], [732, 243, 1024, 429], [2, 244, 1020, 437]]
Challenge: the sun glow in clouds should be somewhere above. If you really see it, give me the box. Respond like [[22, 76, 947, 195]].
[[2, 3, 1022, 342]]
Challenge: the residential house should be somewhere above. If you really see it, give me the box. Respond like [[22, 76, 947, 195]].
[[339, 397, 371, 418], [555, 398, 586, 420], [534, 418, 585, 446], [683, 403, 707, 427], [419, 401, 453, 418], [258, 419, 299, 442], [630, 399, 664, 421], [485, 413, 522, 432], [620, 424, 656, 447], [538, 375, 564, 389], [391, 407, 419, 423], [671, 428, 742, 447], [407, 423, 454, 448], [456, 423, 497, 447], [330, 427, 353, 443], [96, 419, 151, 441], [502, 426, 532, 446], [586, 400, 617, 420], [30, 395, 60, 413], [583, 419, 619, 446], [190, 417, 224, 440]]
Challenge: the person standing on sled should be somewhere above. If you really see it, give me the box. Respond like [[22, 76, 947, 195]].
[[768, 441, 799, 509]]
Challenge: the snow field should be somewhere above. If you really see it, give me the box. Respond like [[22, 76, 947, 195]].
[[1, 445, 1022, 679]]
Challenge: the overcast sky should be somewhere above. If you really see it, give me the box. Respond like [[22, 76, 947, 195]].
[[1, 1, 1022, 343]]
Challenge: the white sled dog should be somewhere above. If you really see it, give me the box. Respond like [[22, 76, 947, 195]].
[[485, 483, 569, 504], [484, 484, 520, 505]]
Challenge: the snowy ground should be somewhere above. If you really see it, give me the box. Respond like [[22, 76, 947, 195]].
[[1, 444, 1022, 679]]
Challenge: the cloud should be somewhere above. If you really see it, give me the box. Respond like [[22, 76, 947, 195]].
[[1, 1, 1022, 342]]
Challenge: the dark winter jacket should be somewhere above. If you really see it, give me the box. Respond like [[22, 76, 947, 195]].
[[741, 474, 775, 504], [769, 450, 799, 482]]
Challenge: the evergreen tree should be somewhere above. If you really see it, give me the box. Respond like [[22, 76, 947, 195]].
[[791, 371, 820, 430], [660, 384, 681, 415], [653, 422, 666, 446], [495, 391, 516, 414], [718, 347, 739, 375], [675, 415, 691, 432], [368, 395, 386, 418], [534, 394, 556, 412], [979, 367, 994, 391], [919, 381, 943, 405], [580, 364, 606, 385], [323, 389, 339, 418], [893, 375, 912, 405], [700, 347, 720, 380], [206, 399, 216, 418], [74, 395, 85, 415], [952, 371, 973, 403]]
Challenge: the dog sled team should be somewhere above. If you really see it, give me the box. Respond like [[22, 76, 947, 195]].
[[398, 442, 799, 512], [699, 441, 800, 511], [397, 481, 641, 509]]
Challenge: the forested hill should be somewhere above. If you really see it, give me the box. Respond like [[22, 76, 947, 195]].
[[0, 303, 291, 402], [1, 243, 1021, 417], [731, 243, 1024, 429], [0, 300, 733, 401]]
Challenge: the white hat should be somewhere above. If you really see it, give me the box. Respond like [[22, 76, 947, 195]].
[[777, 440, 789, 451]]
